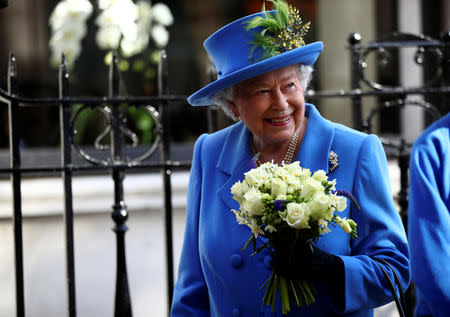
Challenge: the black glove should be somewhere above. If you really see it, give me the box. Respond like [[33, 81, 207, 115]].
[[270, 242, 345, 309], [271, 242, 342, 280]]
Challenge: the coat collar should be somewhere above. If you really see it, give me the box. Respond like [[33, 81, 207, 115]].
[[216, 104, 335, 211], [296, 104, 334, 174]]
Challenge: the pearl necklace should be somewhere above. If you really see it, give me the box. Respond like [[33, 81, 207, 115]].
[[251, 128, 301, 166]]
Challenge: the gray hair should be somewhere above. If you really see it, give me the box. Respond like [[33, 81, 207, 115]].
[[211, 64, 314, 121]]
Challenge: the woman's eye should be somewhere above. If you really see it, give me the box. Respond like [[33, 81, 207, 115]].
[[287, 82, 295, 88]]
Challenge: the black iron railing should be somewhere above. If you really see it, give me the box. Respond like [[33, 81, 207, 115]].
[[0, 51, 191, 317]]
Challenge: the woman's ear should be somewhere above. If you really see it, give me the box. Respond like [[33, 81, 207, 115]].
[[228, 100, 240, 119]]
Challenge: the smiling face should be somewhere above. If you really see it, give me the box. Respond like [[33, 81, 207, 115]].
[[228, 65, 306, 154]]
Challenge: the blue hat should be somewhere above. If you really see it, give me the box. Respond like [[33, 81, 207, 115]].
[[188, 11, 323, 106]]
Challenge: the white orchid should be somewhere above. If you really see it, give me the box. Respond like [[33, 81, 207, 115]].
[[49, 0, 173, 69], [136, 0, 152, 28], [121, 34, 149, 57], [96, 26, 122, 49], [50, 40, 82, 68], [49, 0, 93, 67], [50, 0, 93, 32], [151, 3, 173, 26], [151, 24, 170, 48]]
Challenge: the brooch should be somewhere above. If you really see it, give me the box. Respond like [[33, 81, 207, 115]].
[[328, 150, 338, 172]]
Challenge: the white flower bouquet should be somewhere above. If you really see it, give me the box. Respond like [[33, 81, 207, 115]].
[[230, 158, 359, 314]]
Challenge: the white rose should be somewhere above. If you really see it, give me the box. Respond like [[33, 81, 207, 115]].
[[231, 181, 247, 204], [309, 193, 331, 220], [312, 170, 328, 183], [285, 202, 310, 229], [271, 178, 286, 197], [301, 178, 324, 201], [243, 188, 265, 216], [231, 180, 249, 195]]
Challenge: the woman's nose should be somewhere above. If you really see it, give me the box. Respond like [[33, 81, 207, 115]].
[[271, 89, 289, 110]]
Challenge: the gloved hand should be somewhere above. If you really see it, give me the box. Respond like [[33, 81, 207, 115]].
[[270, 242, 345, 309], [270, 242, 343, 283]]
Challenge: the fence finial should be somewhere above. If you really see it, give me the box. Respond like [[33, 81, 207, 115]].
[[347, 32, 362, 45], [348, 32, 362, 45], [8, 52, 17, 78]]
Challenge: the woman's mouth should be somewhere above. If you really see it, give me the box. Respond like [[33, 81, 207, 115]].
[[265, 115, 292, 126]]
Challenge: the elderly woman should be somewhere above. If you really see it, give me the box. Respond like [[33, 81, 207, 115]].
[[171, 2, 410, 316]]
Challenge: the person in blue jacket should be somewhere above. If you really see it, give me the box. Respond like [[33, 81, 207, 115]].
[[172, 1, 410, 316], [408, 112, 450, 317]]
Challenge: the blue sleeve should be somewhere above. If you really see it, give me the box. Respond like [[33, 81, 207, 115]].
[[339, 135, 411, 312], [408, 130, 450, 317], [171, 134, 210, 316]]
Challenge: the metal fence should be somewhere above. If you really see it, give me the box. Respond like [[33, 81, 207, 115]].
[[0, 30, 449, 317], [0, 51, 191, 317]]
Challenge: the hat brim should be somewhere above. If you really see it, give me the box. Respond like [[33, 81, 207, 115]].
[[188, 41, 323, 106]]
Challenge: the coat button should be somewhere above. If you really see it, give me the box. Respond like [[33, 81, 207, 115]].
[[230, 254, 243, 268], [264, 255, 272, 269], [232, 308, 240, 316]]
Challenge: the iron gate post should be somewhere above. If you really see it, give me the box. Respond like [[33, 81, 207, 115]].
[[8, 52, 25, 317], [59, 54, 77, 317], [158, 50, 175, 316], [110, 53, 132, 317], [348, 32, 363, 131]]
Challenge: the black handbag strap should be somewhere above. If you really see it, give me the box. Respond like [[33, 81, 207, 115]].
[[372, 257, 406, 317]]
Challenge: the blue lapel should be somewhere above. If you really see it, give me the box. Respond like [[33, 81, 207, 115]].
[[297, 104, 335, 174], [216, 104, 335, 211], [216, 122, 253, 211]]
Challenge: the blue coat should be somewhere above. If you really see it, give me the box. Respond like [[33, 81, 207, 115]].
[[408, 112, 450, 317], [172, 104, 410, 316]]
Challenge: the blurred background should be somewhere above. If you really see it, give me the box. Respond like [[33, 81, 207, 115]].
[[0, 0, 449, 316]]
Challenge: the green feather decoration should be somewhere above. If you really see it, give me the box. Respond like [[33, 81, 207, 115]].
[[245, 0, 311, 62]]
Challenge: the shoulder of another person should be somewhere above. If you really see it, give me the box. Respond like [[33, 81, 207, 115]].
[[413, 113, 450, 152]]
